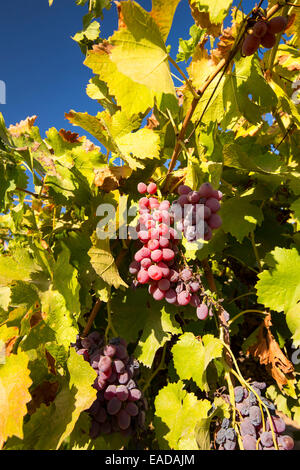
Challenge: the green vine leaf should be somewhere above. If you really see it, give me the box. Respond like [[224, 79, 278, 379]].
[[171, 332, 223, 391], [0, 351, 32, 447], [154, 380, 212, 449]]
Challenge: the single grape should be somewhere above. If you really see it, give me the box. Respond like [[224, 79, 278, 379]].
[[260, 431, 274, 448], [224, 439, 236, 450], [148, 265, 163, 281], [138, 230, 149, 243], [198, 182, 214, 198], [99, 355, 112, 372], [178, 194, 189, 206], [159, 200, 170, 211], [141, 258, 152, 269], [205, 197, 220, 213], [180, 268, 193, 281], [107, 397, 122, 415], [190, 281, 200, 293], [240, 418, 257, 437], [126, 379, 136, 390], [242, 34, 260, 56], [118, 409, 131, 430], [158, 278, 170, 291], [147, 182, 157, 194], [251, 381, 266, 391], [188, 191, 201, 203], [216, 428, 226, 444], [165, 288, 177, 304], [151, 249, 163, 263], [118, 372, 129, 384], [162, 248, 175, 262], [104, 384, 117, 400], [208, 213, 222, 229], [129, 388, 142, 402], [116, 385, 129, 401], [113, 359, 125, 374], [138, 197, 149, 208], [152, 287, 165, 301], [177, 290, 191, 306], [225, 428, 236, 441], [234, 386, 244, 403], [267, 416, 285, 434], [159, 236, 169, 248], [278, 435, 294, 450], [178, 184, 192, 195], [221, 418, 230, 429], [267, 16, 288, 34], [190, 294, 201, 307], [242, 434, 257, 450], [249, 391, 257, 406], [103, 344, 116, 357], [115, 344, 128, 360], [157, 261, 170, 278], [196, 303, 209, 320], [204, 226, 213, 241], [137, 182, 147, 194], [249, 406, 262, 426], [260, 31, 276, 48], [137, 269, 150, 284], [252, 20, 268, 38], [125, 402, 139, 417]]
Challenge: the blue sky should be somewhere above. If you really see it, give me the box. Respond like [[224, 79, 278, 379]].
[[0, 0, 257, 138]]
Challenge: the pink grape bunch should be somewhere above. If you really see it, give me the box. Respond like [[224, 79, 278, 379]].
[[73, 332, 146, 438], [129, 181, 222, 320], [171, 182, 223, 242], [215, 382, 294, 450]]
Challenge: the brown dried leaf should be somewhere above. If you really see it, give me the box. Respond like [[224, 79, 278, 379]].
[[115, 1, 126, 29], [59, 129, 80, 143], [94, 166, 132, 191], [211, 27, 235, 64], [27, 381, 59, 415], [45, 349, 57, 376], [248, 314, 294, 389], [146, 112, 160, 130], [8, 116, 37, 138], [163, 168, 187, 194]]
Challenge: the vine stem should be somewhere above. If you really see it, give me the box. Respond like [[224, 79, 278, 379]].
[[201, 258, 232, 368], [228, 291, 256, 304], [166, 57, 226, 176], [250, 231, 262, 272], [228, 309, 267, 326], [16, 187, 50, 200], [142, 343, 167, 393], [168, 56, 199, 98], [105, 299, 118, 341], [82, 299, 102, 337]]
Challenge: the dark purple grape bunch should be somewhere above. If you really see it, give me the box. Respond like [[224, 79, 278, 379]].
[[242, 16, 288, 56], [171, 182, 223, 243], [74, 332, 146, 439], [215, 382, 294, 450]]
